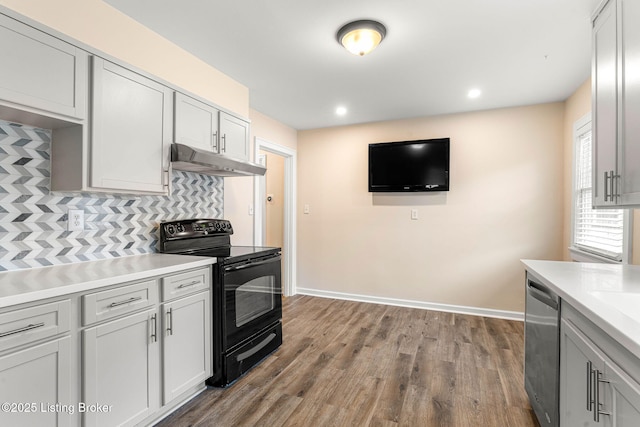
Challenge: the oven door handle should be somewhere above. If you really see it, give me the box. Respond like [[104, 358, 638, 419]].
[[225, 255, 281, 272], [236, 333, 277, 362]]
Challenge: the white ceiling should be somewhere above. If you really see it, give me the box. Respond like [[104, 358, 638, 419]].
[[105, 0, 600, 130]]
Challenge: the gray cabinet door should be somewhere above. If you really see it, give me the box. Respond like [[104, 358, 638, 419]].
[[90, 57, 171, 194], [619, 0, 640, 205], [219, 111, 250, 161], [82, 309, 160, 427], [0, 337, 71, 427], [0, 14, 86, 119], [560, 319, 602, 427], [162, 291, 211, 404], [174, 92, 219, 152], [592, 0, 618, 207]]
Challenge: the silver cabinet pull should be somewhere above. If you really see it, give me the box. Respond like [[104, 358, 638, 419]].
[[166, 308, 173, 336], [177, 280, 200, 289], [604, 171, 610, 202], [595, 370, 610, 422], [0, 322, 45, 338], [221, 134, 226, 152], [150, 314, 157, 343], [212, 131, 218, 151], [108, 296, 142, 308], [587, 361, 593, 411], [609, 170, 616, 203]]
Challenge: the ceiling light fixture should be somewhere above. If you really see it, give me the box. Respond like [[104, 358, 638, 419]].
[[336, 20, 386, 56], [336, 106, 347, 116]]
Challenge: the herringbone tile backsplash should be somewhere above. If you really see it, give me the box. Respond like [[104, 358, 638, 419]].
[[0, 119, 224, 272]]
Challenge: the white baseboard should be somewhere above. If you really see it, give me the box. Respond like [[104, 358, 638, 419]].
[[296, 287, 524, 321]]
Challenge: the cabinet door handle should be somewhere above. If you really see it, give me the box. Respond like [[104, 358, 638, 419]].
[[108, 296, 142, 308], [177, 280, 200, 289], [0, 322, 45, 338], [603, 171, 610, 202], [587, 361, 593, 411], [221, 134, 226, 152], [609, 170, 616, 202], [166, 308, 173, 336], [595, 370, 611, 422], [150, 314, 157, 343], [212, 131, 218, 151]]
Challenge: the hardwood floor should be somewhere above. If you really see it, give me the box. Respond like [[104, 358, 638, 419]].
[[156, 295, 540, 427]]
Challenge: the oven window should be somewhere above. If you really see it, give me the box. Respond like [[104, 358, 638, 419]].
[[235, 275, 276, 327]]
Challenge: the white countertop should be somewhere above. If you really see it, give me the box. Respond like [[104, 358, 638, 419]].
[[522, 259, 640, 360], [0, 254, 216, 308]]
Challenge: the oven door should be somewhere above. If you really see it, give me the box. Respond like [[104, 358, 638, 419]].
[[222, 254, 282, 351]]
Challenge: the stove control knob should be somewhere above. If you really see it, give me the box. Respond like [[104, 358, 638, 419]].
[[176, 224, 185, 233], [215, 222, 222, 231], [166, 225, 175, 235]]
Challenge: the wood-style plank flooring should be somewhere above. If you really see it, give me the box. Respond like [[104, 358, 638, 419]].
[[156, 295, 540, 427]]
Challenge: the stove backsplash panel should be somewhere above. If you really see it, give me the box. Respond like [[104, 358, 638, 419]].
[[0, 120, 224, 272]]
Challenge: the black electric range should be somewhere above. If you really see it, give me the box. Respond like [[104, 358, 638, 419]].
[[158, 218, 283, 386]]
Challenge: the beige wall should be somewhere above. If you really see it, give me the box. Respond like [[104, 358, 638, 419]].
[[0, 0, 249, 116], [225, 109, 298, 246], [297, 103, 566, 313]]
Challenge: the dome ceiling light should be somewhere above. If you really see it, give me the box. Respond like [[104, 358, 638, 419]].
[[336, 20, 387, 56]]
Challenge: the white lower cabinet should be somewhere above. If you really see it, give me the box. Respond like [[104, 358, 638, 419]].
[[82, 308, 159, 427], [82, 268, 211, 426], [561, 315, 640, 426], [162, 291, 211, 404], [0, 337, 71, 427], [0, 299, 72, 427]]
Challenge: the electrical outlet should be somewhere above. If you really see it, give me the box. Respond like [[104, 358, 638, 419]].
[[411, 209, 419, 220], [68, 209, 84, 231]]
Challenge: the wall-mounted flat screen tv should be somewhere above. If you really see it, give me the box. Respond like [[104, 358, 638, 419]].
[[368, 138, 450, 192]]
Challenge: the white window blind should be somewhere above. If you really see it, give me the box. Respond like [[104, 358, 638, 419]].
[[573, 128, 625, 260]]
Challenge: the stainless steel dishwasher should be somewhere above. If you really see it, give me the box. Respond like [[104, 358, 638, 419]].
[[524, 272, 560, 427]]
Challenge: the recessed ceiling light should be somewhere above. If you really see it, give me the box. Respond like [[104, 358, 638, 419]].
[[468, 89, 482, 99], [336, 106, 347, 116]]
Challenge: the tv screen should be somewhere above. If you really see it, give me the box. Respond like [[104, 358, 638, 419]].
[[368, 138, 450, 192]]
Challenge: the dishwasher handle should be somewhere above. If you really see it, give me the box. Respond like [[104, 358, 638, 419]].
[[527, 279, 559, 310]]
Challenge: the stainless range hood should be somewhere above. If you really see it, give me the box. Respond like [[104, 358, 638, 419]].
[[171, 143, 266, 177]]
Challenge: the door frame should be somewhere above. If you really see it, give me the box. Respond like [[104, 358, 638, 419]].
[[253, 137, 296, 297]]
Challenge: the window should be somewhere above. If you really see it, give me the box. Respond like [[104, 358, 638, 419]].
[[571, 115, 631, 263]]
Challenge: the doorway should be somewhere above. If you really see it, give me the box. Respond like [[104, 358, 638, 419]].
[[253, 138, 296, 297]]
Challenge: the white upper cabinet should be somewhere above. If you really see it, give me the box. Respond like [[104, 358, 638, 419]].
[[90, 57, 172, 194], [618, 0, 640, 205], [593, 0, 618, 207], [592, 0, 640, 207], [219, 111, 250, 161], [0, 13, 87, 121], [174, 92, 250, 161], [174, 92, 219, 152]]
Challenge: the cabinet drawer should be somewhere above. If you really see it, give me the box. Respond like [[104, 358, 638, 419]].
[[82, 280, 158, 325], [0, 300, 70, 352], [162, 268, 210, 302]]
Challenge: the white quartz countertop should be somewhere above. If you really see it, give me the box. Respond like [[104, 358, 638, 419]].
[[0, 254, 215, 308], [522, 259, 640, 360]]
